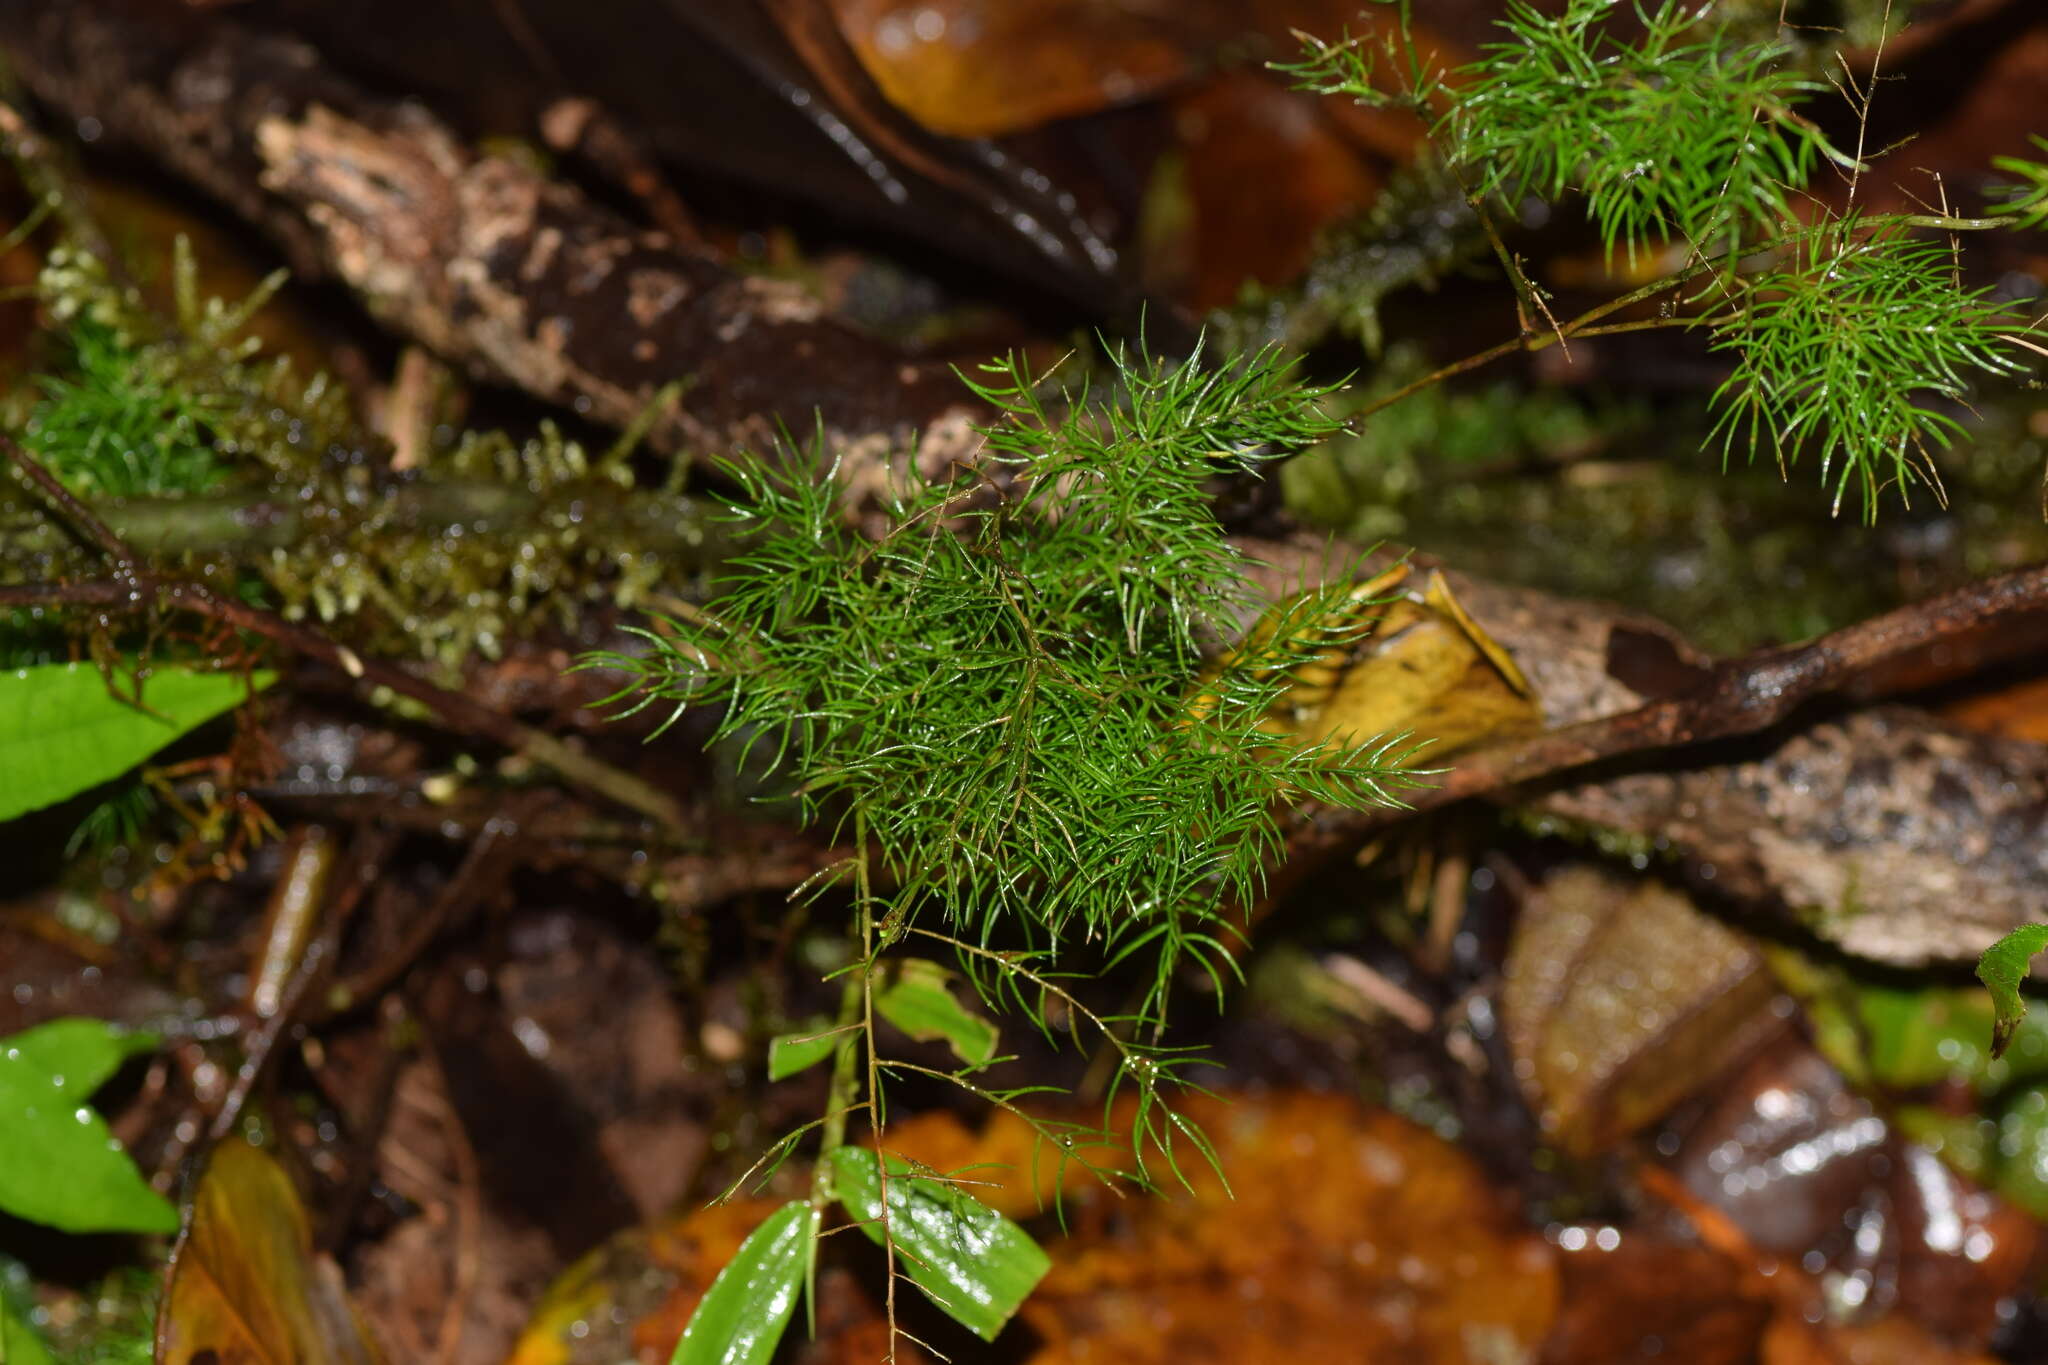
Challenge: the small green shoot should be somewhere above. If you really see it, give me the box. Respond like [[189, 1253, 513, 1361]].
[[873, 959, 998, 1068], [1977, 924, 2048, 1059]]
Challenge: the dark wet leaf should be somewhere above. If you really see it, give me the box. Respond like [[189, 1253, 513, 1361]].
[[670, 1200, 815, 1365], [0, 661, 272, 821], [158, 1139, 384, 1365], [0, 1018, 175, 1235], [826, 1144, 1047, 1341], [1976, 923, 2048, 1058]]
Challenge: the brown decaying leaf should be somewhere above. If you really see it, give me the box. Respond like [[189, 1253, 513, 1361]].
[[1163, 70, 1386, 310], [895, 1089, 1561, 1364], [1502, 864, 1785, 1156], [1667, 1042, 2039, 1353], [158, 1138, 385, 1365], [507, 1081, 2042, 1363]]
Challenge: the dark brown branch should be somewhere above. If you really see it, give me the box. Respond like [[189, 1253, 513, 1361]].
[[1432, 561, 2048, 806], [1, 432, 135, 572], [1289, 559, 2048, 850], [1218, 532, 2048, 966]]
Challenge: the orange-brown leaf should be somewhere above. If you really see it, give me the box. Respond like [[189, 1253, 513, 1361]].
[[159, 1139, 384, 1365]]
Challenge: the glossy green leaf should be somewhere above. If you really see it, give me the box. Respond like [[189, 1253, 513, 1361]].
[[874, 960, 998, 1068], [0, 1019, 177, 1234], [1771, 947, 2048, 1094], [1976, 924, 2048, 1059], [5, 1017, 161, 1096], [767, 1029, 842, 1082], [670, 1200, 814, 1365], [0, 661, 274, 822], [827, 1145, 1048, 1341]]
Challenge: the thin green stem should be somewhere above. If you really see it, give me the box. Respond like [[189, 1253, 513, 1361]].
[[1344, 208, 2019, 429], [832, 812, 903, 1362]]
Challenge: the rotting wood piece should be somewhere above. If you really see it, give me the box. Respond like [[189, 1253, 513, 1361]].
[[0, 1, 983, 460]]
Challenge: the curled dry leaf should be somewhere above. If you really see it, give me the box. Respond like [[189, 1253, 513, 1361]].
[[158, 1138, 385, 1365], [1213, 563, 1543, 760]]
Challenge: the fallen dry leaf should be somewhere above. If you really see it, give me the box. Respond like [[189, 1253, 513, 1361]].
[[159, 1138, 385, 1365], [1502, 864, 1783, 1155], [993, 1090, 1557, 1364], [831, 0, 1192, 137]]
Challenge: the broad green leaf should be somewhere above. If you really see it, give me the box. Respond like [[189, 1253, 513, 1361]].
[[0, 1019, 176, 1234], [0, 661, 274, 822], [874, 960, 998, 1068], [827, 1145, 1048, 1341], [5, 1017, 160, 1096], [767, 1028, 842, 1082], [159, 1138, 385, 1364], [1977, 924, 2048, 1059], [670, 1200, 814, 1365]]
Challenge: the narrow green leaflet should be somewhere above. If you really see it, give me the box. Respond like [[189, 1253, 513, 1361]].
[[1978, 924, 2048, 1058], [767, 1029, 842, 1082], [670, 1200, 814, 1365], [0, 1019, 178, 1234], [0, 661, 274, 822], [874, 960, 998, 1068], [827, 1145, 1049, 1342]]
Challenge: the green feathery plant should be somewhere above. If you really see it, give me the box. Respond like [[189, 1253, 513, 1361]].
[[1701, 220, 2026, 509], [25, 314, 232, 498], [596, 345, 1424, 1002], [1280, 0, 2046, 520], [1442, 0, 1842, 263], [590, 6, 2048, 1358], [586, 342, 1428, 1356]]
